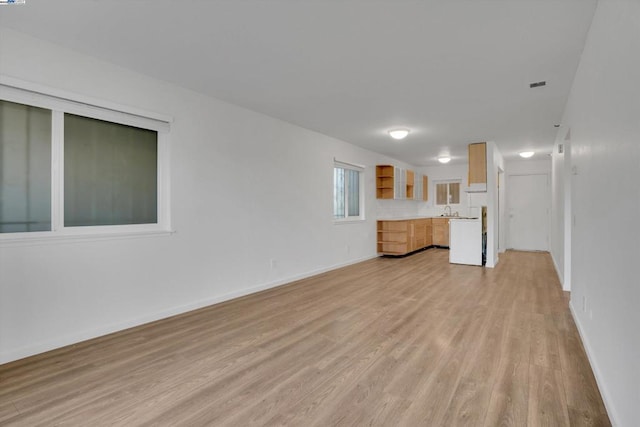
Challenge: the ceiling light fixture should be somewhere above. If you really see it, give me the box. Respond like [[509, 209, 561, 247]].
[[388, 129, 409, 140], [438, 156, 451, 164], [519, 151, 535, 158]]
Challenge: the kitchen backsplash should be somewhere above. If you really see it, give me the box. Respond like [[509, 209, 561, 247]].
[[376, 191, 488, 219], [376, 199, 421, 219]]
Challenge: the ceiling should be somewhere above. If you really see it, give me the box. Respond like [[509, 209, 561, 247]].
[[0, 0, 597, 166]]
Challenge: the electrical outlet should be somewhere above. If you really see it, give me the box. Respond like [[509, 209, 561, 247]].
[[582, 296, 587, 312], [270, 259, 277, 269], [345, 245, 350, 254]]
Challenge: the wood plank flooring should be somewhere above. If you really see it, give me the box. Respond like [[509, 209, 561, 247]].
[[0, 249, 610, 426]]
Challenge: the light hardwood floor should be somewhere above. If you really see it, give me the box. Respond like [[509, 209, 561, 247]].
[[0, 250, 610, 426]]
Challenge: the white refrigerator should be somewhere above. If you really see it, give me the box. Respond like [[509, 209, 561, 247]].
[[449, 218, 483, 266]]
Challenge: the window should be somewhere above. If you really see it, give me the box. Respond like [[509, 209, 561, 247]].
[[64, 114, 158, 227], [435, 180, 461, 205], [0, 101, 52, 233], [0, 83, 170, 242], [333, 161, 363, 221]]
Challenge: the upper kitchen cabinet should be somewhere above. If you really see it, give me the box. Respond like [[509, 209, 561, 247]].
[[414, 174, 428, 201], [407, 171, 429, 202], [376, 165, 395, 199], [376, 165, 428, 201], [394, 167, 407, 199], [376, 165, 407, 199], [406, 170, 415, 199], [467, 142, 487, 192], [422, 175, 428, 201], [376, 165, 406, 199]]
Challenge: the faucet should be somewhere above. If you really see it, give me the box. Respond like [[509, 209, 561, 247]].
[[444, 205, 452, 217]]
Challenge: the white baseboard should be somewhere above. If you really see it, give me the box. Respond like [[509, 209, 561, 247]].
[[0, 254, 378, 365], [569, 302, 619, 427]]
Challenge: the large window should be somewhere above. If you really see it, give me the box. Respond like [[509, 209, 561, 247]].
[[435, 180, 461, 205], [333, 161, 363, 221], [64, 114, 158, 227], [0, 101, 52, 233], [0, 83, 170, 241]]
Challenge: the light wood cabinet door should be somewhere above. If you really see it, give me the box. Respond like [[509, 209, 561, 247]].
[[406, 170, 415, 199], [425, 221, 433, 246], [432, 218, 450, 247], [412, 219, 427, 250], [422, 175, 429, 201], [468, 142, 487, 185]]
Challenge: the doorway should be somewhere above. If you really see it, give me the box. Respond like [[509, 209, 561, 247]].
[[507, 174, 550, 251]]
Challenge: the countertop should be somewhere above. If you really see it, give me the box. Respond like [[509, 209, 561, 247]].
[[377, 216, 479, 221]]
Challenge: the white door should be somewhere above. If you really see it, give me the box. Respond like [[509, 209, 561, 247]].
[[507, 174, 549, 251]]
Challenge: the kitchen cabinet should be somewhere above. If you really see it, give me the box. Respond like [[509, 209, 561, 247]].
[[414, 174, 429, 201], [376, 165, 407, 199], [377, 218, 433, 255], [412, 218, 432, 250], [432, 217, 450, 247], [468, 142, 487, 186], [377, 165, 429, 201], [422, 175, 429, 201], [406, 170, 415, 199], [377, 220, 409, 254], [394, 167, 406, 199], [376, 165, 395, 199]]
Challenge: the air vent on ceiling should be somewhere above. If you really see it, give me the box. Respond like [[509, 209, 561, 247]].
[[529, 81, 546, 88]]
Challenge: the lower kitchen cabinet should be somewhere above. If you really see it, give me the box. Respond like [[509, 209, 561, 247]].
[[377, 218, 433, 255], [432, 218, 450, 247]]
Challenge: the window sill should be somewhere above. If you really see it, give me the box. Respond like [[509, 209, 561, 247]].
[[0, 228, 175, 247]]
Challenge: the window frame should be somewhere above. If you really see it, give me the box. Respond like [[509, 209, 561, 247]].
[[333, 160, 365, 223], [434, 179, 462, 206], [0, 79, 172, 245]]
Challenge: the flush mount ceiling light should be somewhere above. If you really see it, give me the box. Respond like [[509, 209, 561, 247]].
[[438, 156, 451, 164], [519, 151, 535, 158], [388, 129, 410, 140]]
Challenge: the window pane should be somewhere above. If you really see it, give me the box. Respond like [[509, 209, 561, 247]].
[[64, 114, 157, 227], [347, 169, 359, 217], [449, 182, 460, 204], [333, 167, 345, 219], [436, 183, 448, 205], [0, 100, 52, 233]]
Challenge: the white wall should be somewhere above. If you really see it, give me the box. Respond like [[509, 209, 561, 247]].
[[416, 163, 475, 218], [554, 1, 640, 425], [505, 158, 551, 176], [0, 28, 416, 363]]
